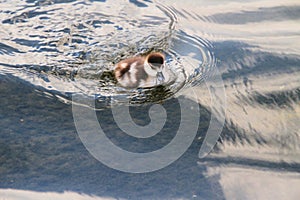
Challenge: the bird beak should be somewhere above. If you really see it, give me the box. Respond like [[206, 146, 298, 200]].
[[156, 71, 165, 83]]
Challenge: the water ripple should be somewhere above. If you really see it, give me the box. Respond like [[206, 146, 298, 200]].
[[0, 0, 215, 106]]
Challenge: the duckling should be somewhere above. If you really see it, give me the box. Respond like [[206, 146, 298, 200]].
[[114, 52, 169, 88]]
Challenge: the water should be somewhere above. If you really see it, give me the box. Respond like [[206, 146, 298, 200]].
[[1, 0, 300, 199]]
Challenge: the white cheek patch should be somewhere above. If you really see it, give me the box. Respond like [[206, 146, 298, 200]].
[[144, 62, 158, 77]]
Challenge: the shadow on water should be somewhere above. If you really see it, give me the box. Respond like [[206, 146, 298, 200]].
[[210, 6, 300, 24], [214, 41, 300, 80], [0, 74, 226, 199]]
